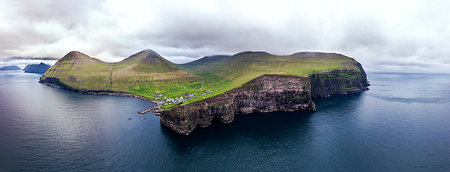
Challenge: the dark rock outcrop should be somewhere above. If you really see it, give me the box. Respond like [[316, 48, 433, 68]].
[[23, 63, 51, 74], [160, 75, 316, 135], [311, 62, 369, 98]]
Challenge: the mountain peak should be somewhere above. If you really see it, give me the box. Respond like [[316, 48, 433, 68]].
[[202, 55, 231, 60], [118, 49, 182, 73], [124, 49, 164, 61], [140, 49, 156, 53], [62, 51, 91, 59], [233, 51, 270, 57], [138, 49, 159, 56]]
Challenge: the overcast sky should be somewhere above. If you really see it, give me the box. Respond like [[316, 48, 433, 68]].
[[0, 0, 449, 73]]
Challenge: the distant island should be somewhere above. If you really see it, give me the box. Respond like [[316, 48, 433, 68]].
[[24, 63, 51, 74], [0, 65, 21, 70], [9, 57, 59, 60], [39, 49, 369, 135]]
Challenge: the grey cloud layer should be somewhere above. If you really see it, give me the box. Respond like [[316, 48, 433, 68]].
[[0, 0, 449, 73]]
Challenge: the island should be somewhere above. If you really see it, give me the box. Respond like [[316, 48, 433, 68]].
[[0, 65, 21, 70], [23, 63, 51, 74], [39, 49, 369, 135]]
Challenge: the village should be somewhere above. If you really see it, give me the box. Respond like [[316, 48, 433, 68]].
[[154, 89, 214, 106]]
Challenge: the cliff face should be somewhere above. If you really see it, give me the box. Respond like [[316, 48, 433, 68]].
[[160, 64, 369, 135], [160, 75, 316, 135], [311, 62, 369, 98], [40, 50, 369, 135]]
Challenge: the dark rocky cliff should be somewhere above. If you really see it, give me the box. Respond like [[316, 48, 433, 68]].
[[160, 63, 369, 135], [311, 62, 369, 98], [161, 75, 316, 135]]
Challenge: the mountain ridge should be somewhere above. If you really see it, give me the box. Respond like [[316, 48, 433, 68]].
[[41, 49, 203, 104]]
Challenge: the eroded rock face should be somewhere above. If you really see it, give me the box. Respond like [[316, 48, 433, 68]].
[[160, 75, 316, 135], [311, 63, 369, 98], [41, 60, 369, 136], [160, 65, 369, 135]]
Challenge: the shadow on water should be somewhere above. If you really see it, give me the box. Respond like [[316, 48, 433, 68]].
[[314, 92, 365, 110], [160, 111, 314, 149], [160, 92, 366, 151], [4, 71, 450, 171]]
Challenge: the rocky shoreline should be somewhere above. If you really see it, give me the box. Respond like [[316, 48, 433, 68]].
[[39, 77, 161, 114], [160, 66, 369, 135], [39, 62, 369, 136], [160, 74, 316, 135]]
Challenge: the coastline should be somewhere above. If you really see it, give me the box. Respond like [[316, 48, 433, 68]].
[[39, 79, 161, 115], [39, 61, 369, 135], [160, 68, 370, 135]]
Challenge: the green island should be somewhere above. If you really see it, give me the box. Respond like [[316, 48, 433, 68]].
[[41, 50, 360, 108], [40, 49, 369, 135]]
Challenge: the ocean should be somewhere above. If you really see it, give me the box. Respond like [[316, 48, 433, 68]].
[[0, 71, 449, 171]]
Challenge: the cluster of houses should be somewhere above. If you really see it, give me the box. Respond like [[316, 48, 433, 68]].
[[199, 89, 214, 96], [154, 89, 214, 105]]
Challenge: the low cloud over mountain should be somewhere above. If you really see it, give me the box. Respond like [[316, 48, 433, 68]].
[[0, 0, 449, 73]]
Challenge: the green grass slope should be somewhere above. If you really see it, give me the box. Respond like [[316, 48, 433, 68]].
[[41, 50, 206, 107], [179, 55, 231, 72], [109, 49, 200, 91], [42, 51, 112, 90], [175, 51, 363, 106], [42, 50, 363, 109]]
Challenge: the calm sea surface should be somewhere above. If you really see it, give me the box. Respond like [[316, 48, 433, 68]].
[[0, 71, 449, 171]]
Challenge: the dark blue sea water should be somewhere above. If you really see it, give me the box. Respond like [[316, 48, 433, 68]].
[[0, 71, 449, 171]]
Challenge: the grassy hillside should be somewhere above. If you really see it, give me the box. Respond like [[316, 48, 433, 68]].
[[179, 55, 231, 72], [175, 51, 361, 106], [42, 51, 112, 90], [42, 50, 206, 107], [109, 50, 200, 91], [42, 50, 362, 109]]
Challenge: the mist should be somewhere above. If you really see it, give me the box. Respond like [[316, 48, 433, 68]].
[[0, 0, 449, 73]]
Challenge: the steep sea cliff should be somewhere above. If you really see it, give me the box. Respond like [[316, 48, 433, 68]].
[[40, 61, 369, 135], [4, 71, 450, 171], [161, 75, 316, 135], [39, 50, 370, 135], [161, 62, 369, 135], [311, 62, 369, 98]]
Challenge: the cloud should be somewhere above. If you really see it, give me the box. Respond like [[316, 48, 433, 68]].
[[0, 0, 449, 72], [0, 59, 57, 69]]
